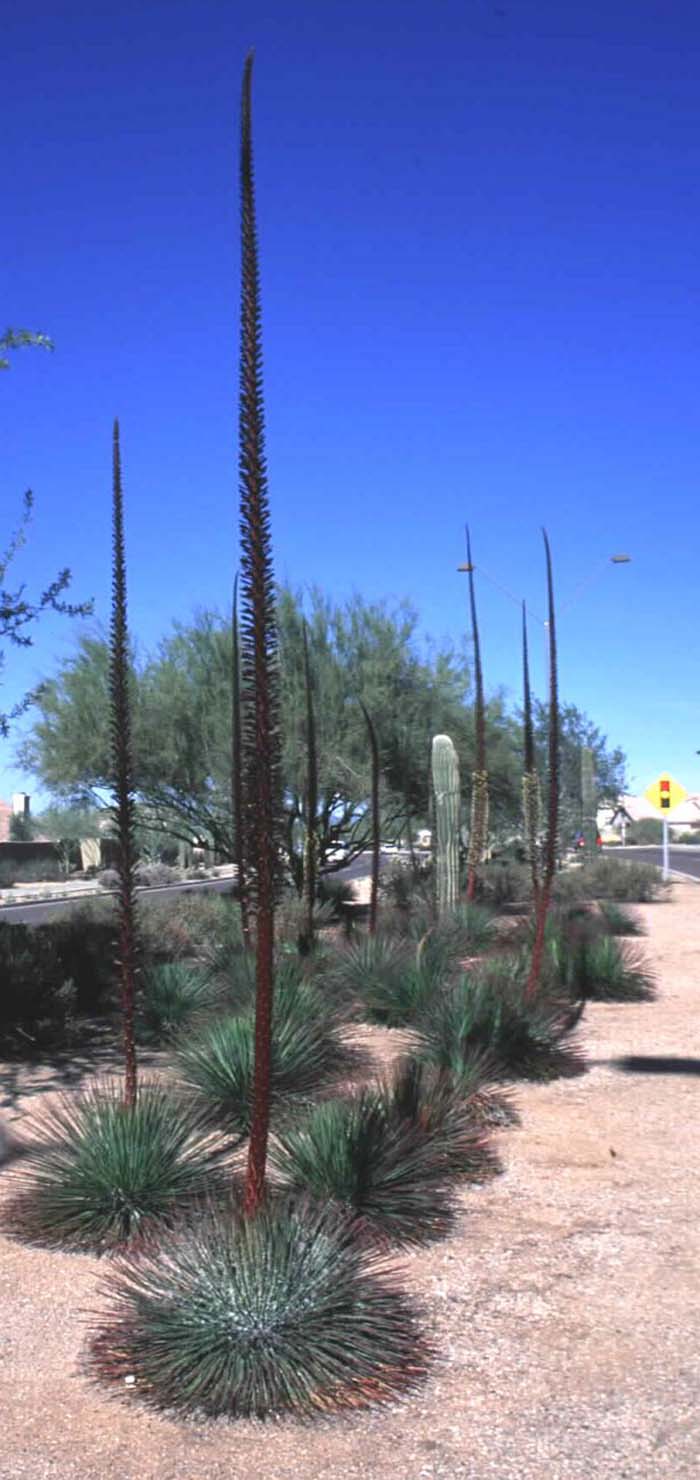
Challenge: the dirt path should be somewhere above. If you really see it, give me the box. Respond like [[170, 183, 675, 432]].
[[1, 884, 699, 1479]]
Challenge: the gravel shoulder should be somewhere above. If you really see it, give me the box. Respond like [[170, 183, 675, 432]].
[[1, 884, 699, 1479]]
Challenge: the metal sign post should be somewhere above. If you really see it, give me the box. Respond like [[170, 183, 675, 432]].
[[662, 815, 669, 881]]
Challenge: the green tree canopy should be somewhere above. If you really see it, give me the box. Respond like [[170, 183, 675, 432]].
[[18, 586, 627, 884]]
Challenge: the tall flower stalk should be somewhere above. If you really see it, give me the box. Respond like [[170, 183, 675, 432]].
[[526, 530, 559, 1000], [521, 601, 541, 910], [360, 701, 380, 935], [231, 574, 250, 947], [239, 53, 282, 1216], [465, 527, 488, 901], [302, 620, 318, 952], [109, 420, 139, 1108]]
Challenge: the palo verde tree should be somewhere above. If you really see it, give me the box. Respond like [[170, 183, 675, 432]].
[[238, 52, 282, 1216], [109, 420, 140, 1107], [464, 527, 488, 900], [526, 529, 559, 1001], [1, 492, 93, 737], [0, 327, 53, 370]]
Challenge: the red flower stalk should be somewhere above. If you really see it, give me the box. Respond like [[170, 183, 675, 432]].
[[302, 620, 318, 952], [359, 700, 380, 935], [231, 573, 251, 948], [521, 600, 541, 911], [465, 526, 486, 902], [526, 529, 559, 1000], [239, 53, 282, 1216], [109, 420, 139, 1108]]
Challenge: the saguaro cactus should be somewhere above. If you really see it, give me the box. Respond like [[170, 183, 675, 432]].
[[431, 734, 461, 916]]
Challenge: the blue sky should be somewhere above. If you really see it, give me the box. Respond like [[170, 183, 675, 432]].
[[3, 0, 700, 807]]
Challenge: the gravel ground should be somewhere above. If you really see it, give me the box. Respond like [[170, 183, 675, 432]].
[[1, 883, 699, 1479]]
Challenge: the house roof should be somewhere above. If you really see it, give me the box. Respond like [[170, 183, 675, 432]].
[[602, 792, 700, 825]]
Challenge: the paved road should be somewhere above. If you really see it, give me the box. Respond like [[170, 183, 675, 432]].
[[608, 845, 700, 881], [0, 875, 236, 926], [0, 850, 406, 926]]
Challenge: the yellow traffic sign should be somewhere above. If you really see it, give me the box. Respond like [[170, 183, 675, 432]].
[[644, 773, 688, 813]]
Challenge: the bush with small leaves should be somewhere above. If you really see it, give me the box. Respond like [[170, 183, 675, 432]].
[[134, 862, 182, 889], [97, 868, 121, 891], [415, 957, 585, 1083], [557, 857, 666, 904], [138, 893, 242, 966], [474, 860, 532, 910], [1, 1082, 225, 1251], [87, 1197, 430, 1418]]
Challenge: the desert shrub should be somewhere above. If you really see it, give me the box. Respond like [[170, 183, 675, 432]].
[[415, 957, 585, 1083], [0, 857, 64, 887], [97, 868, 120, 891], [88, 1198, 430, 1418], [1, 1082, 225, 1251], [175, 969, 354, 1137], [474, 860, 531, 909], [138, 962, 221, 1042], [598, 900, 645, 936], [380, 860, 433, 917], [138, 892, 241, 965], [625, 819, 663, 844], [0, 924, 83, 1048], [274, 890, 337, 948], [134, 862, 182, 888], [315, 875, 356, 917], [555, 856, 665, 904], [49, 904, 118, 1013]]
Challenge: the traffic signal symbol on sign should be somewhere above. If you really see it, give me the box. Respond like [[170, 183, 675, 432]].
[[643, 774, 688, 813]]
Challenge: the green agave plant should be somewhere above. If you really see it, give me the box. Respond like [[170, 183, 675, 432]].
[[547, 931, 656, 1004], [270, 1096, 455, 1246], [328, 934, 410, 1018], [405, 902, 497, 964], [415, 958, 585, 1084], [597, 900, 645, 937], [175, 973, 355, 1138], [377, 1056, 502, 1180], [88, 1197, 431, 1418], [1, 1082, 225, 1252], [138, 962, 220, 1043]]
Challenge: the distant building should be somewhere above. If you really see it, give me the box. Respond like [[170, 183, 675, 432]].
[[599, 792, 700, 840]]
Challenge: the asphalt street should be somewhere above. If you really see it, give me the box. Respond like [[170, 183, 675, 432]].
[[608, 845, 700, 881], [3, 845, 696, 927], [0, 849, 407, 926]]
